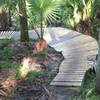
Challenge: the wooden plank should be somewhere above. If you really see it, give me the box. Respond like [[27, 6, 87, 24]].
[[53, 78, 84, 81], [64, 52, 98, 57], [53, 77, 84, 81], [59, 70, 87, 73], [61, 62, 89, 65], [60, 68, 88, 71], [61, 61, 89, 64], [57, 74, 85, 76], [58, 72, 85, 75], [54, 37, 95, 49], [52, 37, 95, 50], [60, 65, 91, 70], [63, 48, 98, 55], [67, 42, 97, 49], [66, 48, 98, 54], [59, 69, 88, 71], [60, 67, 89, 69], [56, 73, 85, 77], [60, 64, 89, 66], [64, 54, 97, 59], [56, 74, 84, 76], [50, 82, 82, 86], [60, 62, 90, 69], [67, 41, 98, 50]]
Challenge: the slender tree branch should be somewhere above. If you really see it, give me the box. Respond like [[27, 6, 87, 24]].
[[40, 11, 44, 39], [33, 26, 41, 39]]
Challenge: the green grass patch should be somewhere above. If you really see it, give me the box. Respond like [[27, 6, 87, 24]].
[[80, 72, 96, 96], [24, 71, 48, 82], [0, 60, 20, 69], [29, 38, 38, 42], [0, 39, 11, 44], [0, 47, 17, 60], [0, 39, 12, 49], [32, 53, 37, 57], [40, 50, 48, 55]]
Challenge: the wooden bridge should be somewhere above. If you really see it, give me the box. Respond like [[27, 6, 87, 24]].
[[0, 28, 98, 87], [50, 29, 98, 87]]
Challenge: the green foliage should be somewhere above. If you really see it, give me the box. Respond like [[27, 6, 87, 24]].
[[0, 47, 17, 60], [40, 50, 48, 55], [80, 72, 96, 95], [0, 39, 11, 45], [72, 96, 100, 100], [11, 10, 20, 30], [32, 53, 37, 57], [0, 60, 19, 69], [57, 0, 98, 28], [29, 0, 60, 24], [0, 0, 99, 31], [72, 72, 100, 100], [0, 0, 16, 9], [28, 0, 60, 38], [29, 38, 38, 42], [26, 71, 47, 81], [3, 47, 16, 55]]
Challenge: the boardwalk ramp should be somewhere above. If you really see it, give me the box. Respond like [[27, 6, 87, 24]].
[[50, 29, 98, 86]]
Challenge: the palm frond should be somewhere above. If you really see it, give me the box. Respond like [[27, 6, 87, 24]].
[[28, 0, 60, 25]]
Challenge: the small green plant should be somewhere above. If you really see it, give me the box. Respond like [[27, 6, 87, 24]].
[[0, 39, 12, 50], [0, 47, 17, 60], [4, 47, 16, 55], [72, 72, 100, 100], [29, 38, 38, 42], [40, 79, 52, 83], [0, 39, 11, 44], [25, 71, 48, 82], [40, 50, 48, 55], [32, 53, 37, 57], [72, 96, 100, 100], [0, 60, 19, 69], [80, 72, 96, 95]]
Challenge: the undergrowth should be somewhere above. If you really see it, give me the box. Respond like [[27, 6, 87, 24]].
[[72, 71, 100, 100]]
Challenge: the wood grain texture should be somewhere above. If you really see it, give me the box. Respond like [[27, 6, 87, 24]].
[[50, 29, 98, 87]]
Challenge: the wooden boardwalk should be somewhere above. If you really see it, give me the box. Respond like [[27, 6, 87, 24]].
[[50, 30, 98, 87], [0, 28, 98, 87]]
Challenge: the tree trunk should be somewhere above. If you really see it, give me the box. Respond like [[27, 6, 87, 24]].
[[96, 28, 100, 93], [18, 0, 29, 42], [8, 8, 12, 27], [0, 8, 8, 30]]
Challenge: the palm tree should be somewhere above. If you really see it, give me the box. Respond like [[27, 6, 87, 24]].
[[28, 0, 60, 39], [28, 0, 60, 53], [18, 0, 29, 42]]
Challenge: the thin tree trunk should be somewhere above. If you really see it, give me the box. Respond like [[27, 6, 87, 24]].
[[8, 8, 12, 27], [96, 28, 100, 93], [18, 0, 29, 42], [40, 12, 44, 39]]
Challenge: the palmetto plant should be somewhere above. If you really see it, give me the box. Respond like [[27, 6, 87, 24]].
[[82, 0, 96, 21], [61, 0, 96, 28], [28, 0, 60, 39], [60, 0, 82, 27]]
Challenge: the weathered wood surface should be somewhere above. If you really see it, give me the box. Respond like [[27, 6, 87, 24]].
[[50, 30, 98, 87], [0, 28, 98, 87]]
